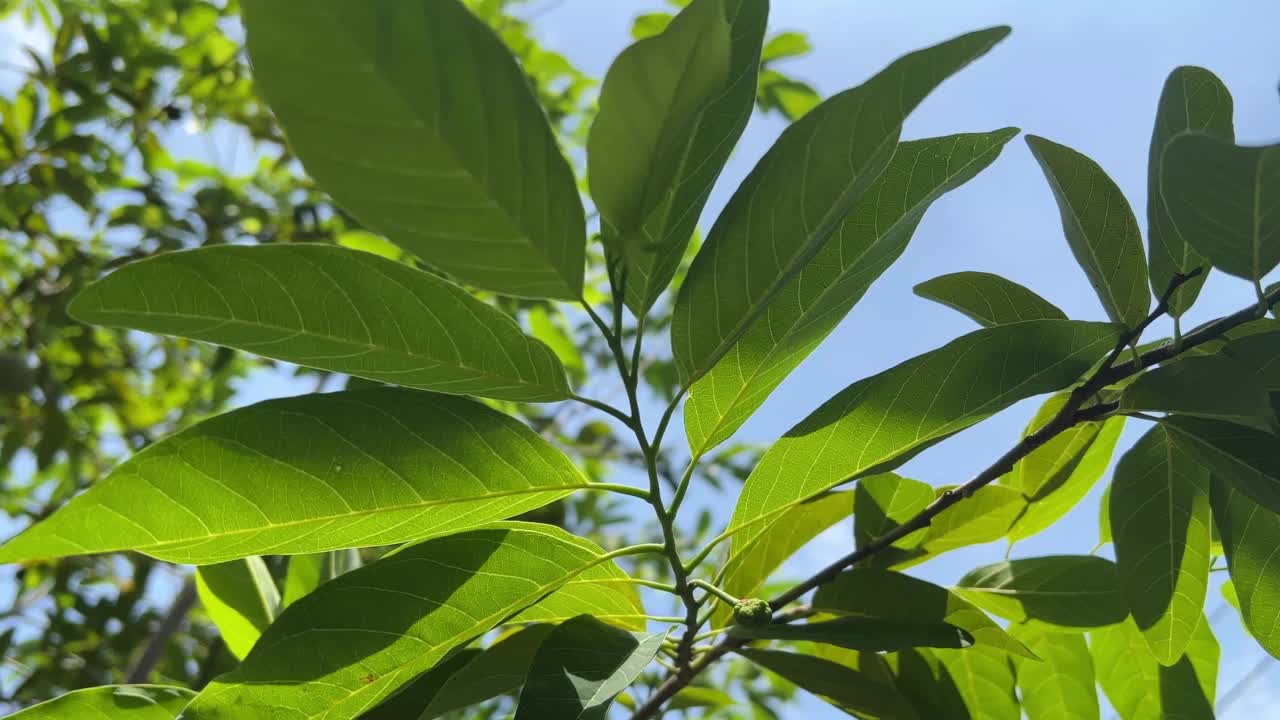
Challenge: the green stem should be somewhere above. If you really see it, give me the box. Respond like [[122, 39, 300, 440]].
[[645, 615, 688, 624], [603, 543, 667, 562], [570, 393, 636, 429], [1172, 314, 1183, 351], [587, 482, 652, 501], [690, 579, 739, 606], [667, 459, 700, 520], [626, 578, 680, 594]]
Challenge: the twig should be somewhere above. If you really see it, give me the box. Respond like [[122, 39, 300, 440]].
[[125, 579, 197, 684]]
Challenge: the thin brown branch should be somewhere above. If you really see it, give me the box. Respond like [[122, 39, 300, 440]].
[[124, 578, 197, 684]]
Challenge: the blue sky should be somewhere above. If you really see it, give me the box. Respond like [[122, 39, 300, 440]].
[[3, 0, 1279, 716]]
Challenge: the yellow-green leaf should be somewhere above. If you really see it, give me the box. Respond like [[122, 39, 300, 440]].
[[914, 271, 1067, 327], [955, 556, 1128, 631], [5, 686, 193, 719], [195, 557, 281, 660]]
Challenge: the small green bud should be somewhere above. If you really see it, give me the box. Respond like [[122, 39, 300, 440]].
[[733, 598, 772, 628]]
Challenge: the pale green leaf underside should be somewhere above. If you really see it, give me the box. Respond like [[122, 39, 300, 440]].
[[195, 556, 282, 660], [1163, 415, 1280, 515], [738, 648, 917, 720], [1161, 132, 1280, 281], [885, 648, 974, 719], [955, 555, 1128, 630], [67, 245, 570, 402], [1210, 476, 1280, 659], [709, 491, 853, 629], [934, 645, 1021, 720], [590, 0, 765, 313], [0, 390, 586, 564], [875, 484, 1027, 571], [1091, 616, 1218, 720], [1026, 135, 1151, 328], [672, 27, 1011, 384], [728, 319, 1118, 560], [241, 0, 586, 299], [1147, 66, 1234, 317], [508, 573, 648, 632], [856, 473, 934, 558], [812, 568, 1032, 658], [685, 129, 1019, 455], [515, 615, 665, 720], [914, 271, 1067, 327], [5, 686, 194, 719], [1120, 354, 1276, 433], [1110, 426, 1211, 664], [185, 523, 635, 720], [282, 549, 362, 609], [1011, 624, 1100, 720]]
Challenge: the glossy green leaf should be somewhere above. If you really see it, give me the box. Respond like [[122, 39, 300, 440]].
[[1091, 616, 1218, 720], [727, 320, 1118, 560], [514, 615, 665, 720], [1006, 395, 1125, 542], [914, 271, 1067, 327], [685, 129, 1020, 455], [282, 549, 362, 609], [1111, 426, 1211, 664], [1026, 135, 1150, 328], [0, 390, 588, 564], [856, 474, 933, 559], [954, 556, 1128, 630], [5, 686, 194, 719], [67, 245, 570, 402], [1120, 355, 1276, 432], [1163, 415, 1280, 514], [195, 556, 281, 659], [672, 27, 1011, 383], [241, 0, 586, 299], [1011, 624, 1099, 720], [1147, 67, 1234, 316], [812, 569, 1032, 657], [359, 648, 482, 720], [184, 523, 640, 720], [589, 0, 766, 313], [1210, 476, 1280, 658], [934, 645, 1020, 720], [729, 616, 972, 652], [710, 491, 853, 629], [1161, 132, 1280, 282], [738, 648, 918, 720]]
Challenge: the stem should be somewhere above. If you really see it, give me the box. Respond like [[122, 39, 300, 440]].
[[690, 580, 739, 606], [667, 460, 700, 520], [588, 482, 652, 501], [570, 393, 636, 429], [627, 578, 681, 594], [125, 578, 197, 683]]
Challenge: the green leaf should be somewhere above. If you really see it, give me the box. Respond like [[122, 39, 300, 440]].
[[507, 569, 648, 632], [241, 0, 586, 299], [738, 648, 918, 720], [415, 625, 554, 719], [728, 616, 972, 651], [1219, 328, 1280, 389], [954, 556, 1128, 630], [183, 523, 639, 720], [1011, 624, 1099, 720], [685, 129, 1019, 455], [1147, 67, 1234, 316], [933, 645, 1021, 720], [1006, 395, 1125, 542], [917, 484, 1025, 554], [1160, 132, 1280, 282], [1026, 135, 1151, 328], [5, 686, 194, 719], [1120, 355, 1276, 432], [856, 474, 933, 557], [1098, 482, 1113, 546], [359, 648, 482, 720], [0, 389, 588, 564], [667, 687, 736, 711], [1111, 426, 1212, 664], [761, 31, 812, 62], [1220, 579, 1240, 611], [1163, 415, 1280, 514], [812, 569, 1032, 657], [884, 649, 972, 720], [194, 556, 281, 660], [589, 0, 766, 313], [514, 615, 665, 720], [66, 245, 570, 402], [1210, 476, 1280, 658], [710, 491, 853, 629], [1091, 617, 1218, 720], [727, 319, 1118, 561], [913, 271, 1067, 327], [672, 27, 1011, 383], [282, 549, 362, 609]]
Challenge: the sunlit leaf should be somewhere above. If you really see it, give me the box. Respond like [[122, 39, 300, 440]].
[[1163, 415, 1280, 514], [914, 271, 1066, 327], [667, 687, 736, 711], [67, 245, 571, 402], [282, 549, 362, 609], [1120, 355, 1276, 432], [195, 556, 281, 659], [359, 648, 482, 720], [5, 686, 194, 719], [1026, 135, 1150, 327], [242, 0, 586, 299], [0, 390, 588, 564], [1011, 624, 1099, 720], [1111, 426, 1211, 664], [1147, 66, 1234, 316], [954, 556, 1128, 631], [514, 615, 665, 720], [856, 474, 933, 561], [884, 649, 972, 719], [934, 645, 1020, 720], [1091, 616, 1218, 720], [738, 648, 917, 719], [684, 128, 1020, 454], [672, 28, 1011, 383], [1210, 476, 1280, 658], [184, 523, 640, 720], [590, 0, 766, 313]]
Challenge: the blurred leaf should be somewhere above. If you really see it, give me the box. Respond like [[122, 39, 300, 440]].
[[914, 271, 1066, 327], [5, 685, 195, 718]]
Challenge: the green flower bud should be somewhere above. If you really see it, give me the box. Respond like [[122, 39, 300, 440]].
[[733, 598, 772, 628]]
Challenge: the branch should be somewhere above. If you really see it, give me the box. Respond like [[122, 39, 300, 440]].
[[630, 268, 1280, 720], [125, 578, 197, 684]]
